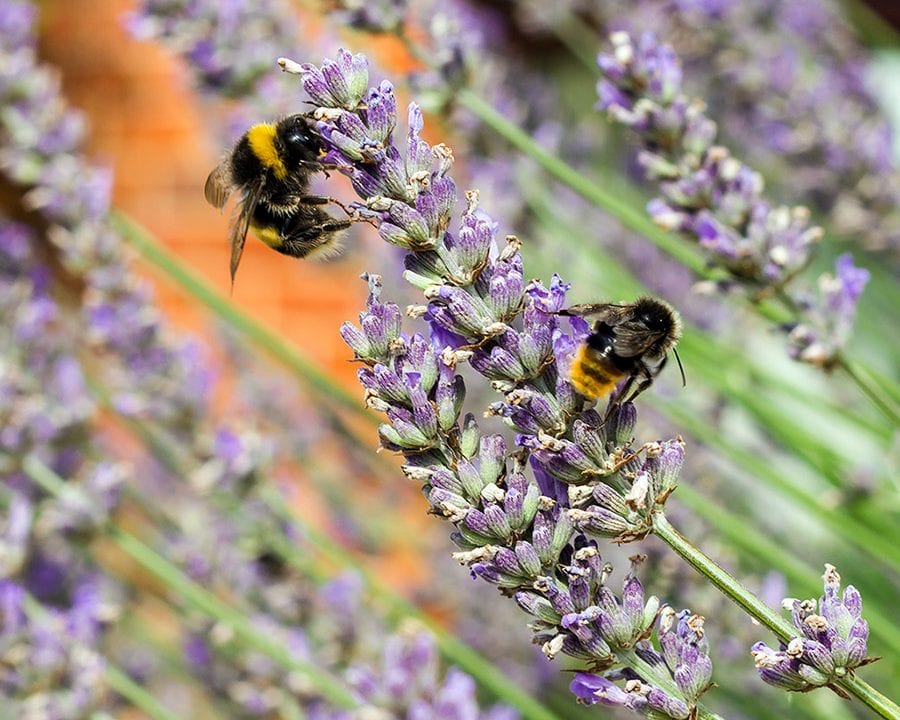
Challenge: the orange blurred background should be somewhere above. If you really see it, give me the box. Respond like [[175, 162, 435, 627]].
[[39, 0, 377, 384], [37, 0, 451, 597]]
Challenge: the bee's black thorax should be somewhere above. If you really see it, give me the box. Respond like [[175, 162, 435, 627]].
[[232, 115, 323, 209], [626, 296, 681, 358]]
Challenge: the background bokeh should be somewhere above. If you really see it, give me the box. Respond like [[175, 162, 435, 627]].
[[4, 0, 900, 718]]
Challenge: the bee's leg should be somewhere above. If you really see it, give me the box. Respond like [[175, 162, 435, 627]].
[[621, 359, 661, 404], [297, 195, 332, 205], [299, 195, 379, 227], [279, 219, 353, 259], [603, 372, 638, 422], [603, 360, 660, 421], [299, 194, 360, 212]]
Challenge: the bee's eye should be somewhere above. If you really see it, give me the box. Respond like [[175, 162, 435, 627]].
[[640, 312, 663, 331], [286, 131, 313, 147]]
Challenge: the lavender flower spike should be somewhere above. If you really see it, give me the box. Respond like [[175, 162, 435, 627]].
[[598, 31, 819, 287], [751, 564, 874, 694], [597, 31, 871, 369], [305, 47, 697, 707]]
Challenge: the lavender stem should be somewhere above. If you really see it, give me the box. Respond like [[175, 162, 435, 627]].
[[651, 514, 899, 719]]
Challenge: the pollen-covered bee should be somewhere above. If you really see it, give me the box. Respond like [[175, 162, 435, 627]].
[[561, 296, 684, 411], [205, 113, 354, 286]]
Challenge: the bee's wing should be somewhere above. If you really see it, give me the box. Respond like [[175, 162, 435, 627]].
[[559, 302, 629, 322], [228, 177, 265, 288], [205, 161, 234, 209], [610, 325, 656, 358]]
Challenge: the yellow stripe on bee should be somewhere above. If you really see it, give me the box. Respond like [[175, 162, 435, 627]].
[[250, 223, 283, 248], [569, 344, 623, 400], [247, 124, 288, 180]]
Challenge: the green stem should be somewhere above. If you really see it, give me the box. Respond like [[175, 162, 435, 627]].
[[651, 513, 900, 719], [674, 484, 900, 658], [841, 0, 900, 46], [840, 356, 900, 425], [837, 675, 900, 720], [21, 455, 360, 712], [104, 664, 184, 720], [651, 513, 795, 639]]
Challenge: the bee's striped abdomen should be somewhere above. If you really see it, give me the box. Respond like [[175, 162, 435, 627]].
[[569, 344, 624, 400]]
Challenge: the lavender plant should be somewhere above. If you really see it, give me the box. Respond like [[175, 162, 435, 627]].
[[290, 48, 896, 719], [8, 0, 898, 717], [282, 51, 892, 717], [596, 31, 870, 371]]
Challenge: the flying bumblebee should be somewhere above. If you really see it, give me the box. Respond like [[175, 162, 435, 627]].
[[204, 113, 355, 286], [561, 296, 684, 411]]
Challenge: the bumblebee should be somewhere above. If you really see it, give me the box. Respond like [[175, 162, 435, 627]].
[[561, 296, 684, 410], [205, 113, 354, 286]]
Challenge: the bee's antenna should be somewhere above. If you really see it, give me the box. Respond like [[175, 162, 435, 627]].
[[673, 347, 686, 388]]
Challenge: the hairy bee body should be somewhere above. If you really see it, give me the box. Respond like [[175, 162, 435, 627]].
[[205, 114, 351, 286], [570, 338, 628, 400], [564, 296, 683, 408]]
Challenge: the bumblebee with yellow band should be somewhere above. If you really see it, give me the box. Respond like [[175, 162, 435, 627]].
[[562, 296, 684, 413], [205, 113, 359, 287]]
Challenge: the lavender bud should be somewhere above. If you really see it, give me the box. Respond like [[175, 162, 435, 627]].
[[300, 48, 368, 110], [434, 364, 465, 432], [459, 414, 479, 459]]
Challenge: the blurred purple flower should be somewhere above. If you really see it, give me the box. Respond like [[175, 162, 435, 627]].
[[787, 253, 870, 369], [598, 31, 870, 368]]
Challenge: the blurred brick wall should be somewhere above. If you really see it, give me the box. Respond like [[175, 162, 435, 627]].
[[39, 0, 369, 387]]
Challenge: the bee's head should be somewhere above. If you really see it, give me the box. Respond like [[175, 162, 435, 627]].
[[634, 296, 682, 353], [279, 115, 323, 164]]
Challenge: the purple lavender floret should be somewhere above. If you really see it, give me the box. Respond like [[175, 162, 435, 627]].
[[787, 253, 870, 369], [751, 564, 872, 693]]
